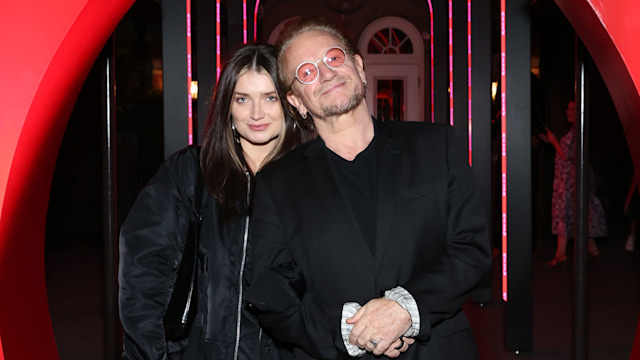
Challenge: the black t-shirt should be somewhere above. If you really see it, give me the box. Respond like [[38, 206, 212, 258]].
[[326, 138, 378, 254]]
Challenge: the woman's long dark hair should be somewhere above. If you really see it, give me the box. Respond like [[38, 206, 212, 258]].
[[200, 44, 313, 222]]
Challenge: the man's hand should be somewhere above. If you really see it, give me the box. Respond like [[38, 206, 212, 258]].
[[346, 298, 412, 356], [384, 336, 415, 358]]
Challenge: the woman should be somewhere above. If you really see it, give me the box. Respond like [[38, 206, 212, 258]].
[[547, 100, 607, 266], [119, 44, 313, 359]]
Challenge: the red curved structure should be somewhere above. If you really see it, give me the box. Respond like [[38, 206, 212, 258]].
[[0, 1, 133, 358], [555, 0, 640, 177], [541, 2, 640, 357], [0, 0, 637, 358]]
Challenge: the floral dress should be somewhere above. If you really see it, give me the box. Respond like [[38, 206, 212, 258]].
[[551, 129, 607, 238]]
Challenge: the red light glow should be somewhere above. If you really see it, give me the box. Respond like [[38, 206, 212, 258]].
[[216, 0, 221, 80], [500, 0, 508, 302], [448, 0, 454, 125], [467, 0, 472, 165], [428, 0, 434, 122], [254, 1, 260, 42], [243, 0, 247, 44], [187, 0, 193, 144], [0, 1, 134, 357]]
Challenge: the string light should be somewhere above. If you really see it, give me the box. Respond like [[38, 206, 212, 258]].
[[500, 0, 508, 302]]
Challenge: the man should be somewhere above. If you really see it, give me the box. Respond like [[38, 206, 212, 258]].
[[247, 17, 491, 359]]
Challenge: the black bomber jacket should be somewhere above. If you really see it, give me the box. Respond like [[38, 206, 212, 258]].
[[118, 146, 282, 360]]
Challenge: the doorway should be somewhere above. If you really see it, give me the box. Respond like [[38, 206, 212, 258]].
[[358, 17, 425, 122]]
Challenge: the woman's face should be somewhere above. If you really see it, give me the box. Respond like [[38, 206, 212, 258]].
[[231, 70, 284, 154], [566, 101, 577, 125]]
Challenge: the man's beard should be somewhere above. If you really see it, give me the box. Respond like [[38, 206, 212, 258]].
[[318, 81, 365, 118]]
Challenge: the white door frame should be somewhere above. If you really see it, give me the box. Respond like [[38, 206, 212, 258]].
[[358, 17, 424, 121]]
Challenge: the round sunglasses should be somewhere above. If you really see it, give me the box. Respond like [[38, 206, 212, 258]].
[[292, 46, 348, 85]]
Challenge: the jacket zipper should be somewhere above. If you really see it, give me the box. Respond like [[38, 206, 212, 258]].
[[233, 171, 251, 360]]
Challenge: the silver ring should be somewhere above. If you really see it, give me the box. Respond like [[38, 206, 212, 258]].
[[369, 339, 379, 348]]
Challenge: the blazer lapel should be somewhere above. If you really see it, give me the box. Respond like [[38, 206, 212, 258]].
[[302, 139, 375, 267], [373, 131, 404, 270]]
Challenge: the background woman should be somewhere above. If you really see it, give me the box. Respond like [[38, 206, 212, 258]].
[[119, 44, 312, 359], [548, 100, 607, 266]]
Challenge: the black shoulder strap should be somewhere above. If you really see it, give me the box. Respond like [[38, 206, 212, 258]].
[[193, 161, 204, 222], [163, 155, 204, 340]]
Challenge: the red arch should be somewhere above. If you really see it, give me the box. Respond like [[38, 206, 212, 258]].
[[0, 1, 133, 358], [549, 6, 640, 351], [555, 0, 640, 175]]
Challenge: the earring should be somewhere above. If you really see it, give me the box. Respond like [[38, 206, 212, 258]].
[[301, 112, 308, 119], [231, 123, 240, 143], [363, 80, 368, 86]]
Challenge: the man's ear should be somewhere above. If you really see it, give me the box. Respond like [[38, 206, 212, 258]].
[[287, 91, 308, 117], [353, 54, 366, 84]]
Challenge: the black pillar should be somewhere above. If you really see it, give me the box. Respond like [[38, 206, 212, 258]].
[[101, 37, 120, 360], [504, 0, 533, 351], [162, 0, 190, 158], [227, 0, 244, 51], [195, 0, 217, 145], [573, 37, 590, 360], [470, 0, 493, 304]]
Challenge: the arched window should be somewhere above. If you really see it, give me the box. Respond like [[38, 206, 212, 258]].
[[368, 27, 414, 54]]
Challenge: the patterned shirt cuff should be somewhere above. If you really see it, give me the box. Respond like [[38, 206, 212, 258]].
[[384, 286, 420, 337], [341, 302, 366, 357]]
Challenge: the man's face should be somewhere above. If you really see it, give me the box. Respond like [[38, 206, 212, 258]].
[[283, 30, 366, 120]]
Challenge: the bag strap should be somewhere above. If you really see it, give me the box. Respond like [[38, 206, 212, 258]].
[[185, 159, 203, 293], [163, 155, 204, 340], [182, 157, 203, 314], [192, 161, 204, 225], [183, 157, 203, 276]]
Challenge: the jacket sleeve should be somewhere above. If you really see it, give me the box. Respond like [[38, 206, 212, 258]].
[[402, 125, 492, 340], [118, 156, 192, 360], [247, 175, 346, 359]]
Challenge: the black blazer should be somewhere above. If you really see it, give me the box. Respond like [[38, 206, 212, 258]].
[[248, 120, 491, 359]]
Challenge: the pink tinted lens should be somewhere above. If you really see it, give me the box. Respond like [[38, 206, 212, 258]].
[[297, 63, 318, 84], [325, 47, 346, 68]]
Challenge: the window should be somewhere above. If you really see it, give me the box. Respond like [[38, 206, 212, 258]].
[[368, 28, 414, 54]]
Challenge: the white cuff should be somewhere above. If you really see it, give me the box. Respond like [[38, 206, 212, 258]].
[[341, 302, 366, 357], [384, 287, 420, 337]]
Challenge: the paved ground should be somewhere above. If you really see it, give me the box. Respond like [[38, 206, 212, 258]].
[[465, 222, 640, 360]]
